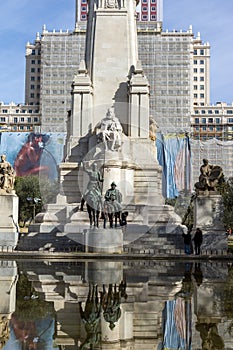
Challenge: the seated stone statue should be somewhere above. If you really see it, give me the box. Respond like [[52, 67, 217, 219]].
[[95, 107, 123, 151], [0, 154, 16, 193], [195, 158, 223, 192]]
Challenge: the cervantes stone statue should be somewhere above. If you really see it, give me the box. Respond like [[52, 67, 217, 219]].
[[0, 155, 16, 194], [0, 154, 18, 249]]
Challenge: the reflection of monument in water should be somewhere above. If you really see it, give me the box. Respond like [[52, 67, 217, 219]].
[[21, 0, 182, 251], [16, 259, 232, 350]]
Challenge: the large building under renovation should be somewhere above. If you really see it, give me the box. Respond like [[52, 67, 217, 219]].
[[24, 1, 210, 133]]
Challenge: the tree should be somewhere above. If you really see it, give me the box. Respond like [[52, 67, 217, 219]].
[[14, 175, 59, 226], [220, 177, 233, 229]]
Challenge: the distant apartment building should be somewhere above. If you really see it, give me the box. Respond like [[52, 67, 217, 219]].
[[0, 102, 40, 132]]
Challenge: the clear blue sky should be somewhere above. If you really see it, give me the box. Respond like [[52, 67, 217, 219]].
[[0, 0, 232, 105]]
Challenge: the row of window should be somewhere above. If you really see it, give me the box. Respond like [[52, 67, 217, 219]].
[[194, 118, 221, 124], [31, 49, 41, 55], [1, 109, 39, 114], [194, 77, 204, 81], [194, 68, 204, 73], [194, 60, 205, 65], [194, 93, 205, 99], [193, 49, 205, 55], [31, 60, 41, 64], [194, 110, 233, 115], [194, 126, 223, 131], [31, 68, 40, 73], [194, 118, 233, 124], [0, 117, 39, 123]]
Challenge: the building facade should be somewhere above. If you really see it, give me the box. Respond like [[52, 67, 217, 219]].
[[0, 102, 40, 132]]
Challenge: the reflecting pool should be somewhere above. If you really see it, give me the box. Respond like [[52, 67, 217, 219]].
[[0, 259, 233, 349]]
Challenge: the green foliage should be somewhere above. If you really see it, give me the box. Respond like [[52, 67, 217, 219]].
[[14, 175, 59, 226], [220, 177, 233, 229], [15, 273, 54, 321]]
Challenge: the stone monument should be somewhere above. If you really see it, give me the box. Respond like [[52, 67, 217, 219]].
[[22, 0, 182, 252], [0, 155, 19, 249], [193, 158, 225, 235]]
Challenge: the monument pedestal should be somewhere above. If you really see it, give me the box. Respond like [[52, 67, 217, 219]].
[[0, 194, 19, 249], [193, 191, 224, 232], [85, 228, 123, 254]]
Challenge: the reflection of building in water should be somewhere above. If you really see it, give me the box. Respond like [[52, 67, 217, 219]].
[[14, 260, 233, 349]]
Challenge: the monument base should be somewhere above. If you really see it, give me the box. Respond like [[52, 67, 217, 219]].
[[0, 194, 19, 249], [85, 228, 123, 254], [193, 191, 224, 232]]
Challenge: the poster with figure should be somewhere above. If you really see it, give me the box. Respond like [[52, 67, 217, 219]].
[[0, 132, 66, 180]]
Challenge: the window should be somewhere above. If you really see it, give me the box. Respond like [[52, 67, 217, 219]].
[[31, 68, 35, 73], [200, 85, 204, 90], [216, 118, 220, 124], [215, 110, 219, 114], [19, 126, 24, 130], [14, 117, 17, 123], [208, 110, 213, 114], [27, 117, 31, 123], [20, 117, 24, 122], [194, 77, 198, 81], [31, 49, 35, 55], [0, 117, 6, 122], [30, 93, 35, 98], [195, 126, 199, 130], [201, 110, 206, 114], [30, 85, 35, 89], [209, 126, 214, 131], [31, 77, 35, 81], [2, 109, 8, 113], [194, 49, 197, 55], [200, 94, 205, 98], [194, 85, 198, 90], [31, 60, 35, 64], [227, 110, 233, 114], [200, 49, 204, 55], [227, 118, 233, 123], [208, 118, 213, 123], [200, 77, 204, 81], [194, 60, 197, 64], [195, 110, 199, 114], [202, 126, 207, 131], [201, 118, 206, 124], [194, 68, 197, 73], [34, 117, 38, 122], [200, 68, 204, 73], [200, 60, 204, 64], [195, 118, 199, 124]]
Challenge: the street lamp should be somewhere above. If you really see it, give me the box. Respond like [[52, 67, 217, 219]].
[[26, 197, 41, 223]]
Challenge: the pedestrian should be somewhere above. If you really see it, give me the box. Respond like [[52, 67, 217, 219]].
[[182, 230, 192, 255], [120, 211, 128, 234], [193, 228, 203, 255]]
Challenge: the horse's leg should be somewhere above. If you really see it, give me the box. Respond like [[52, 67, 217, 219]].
[[96, 211, 100, 228], [80, 197, 85, 211], [87, 205, 93, 227], [114, 212, 118, 228], [109, 213, 113, 228]]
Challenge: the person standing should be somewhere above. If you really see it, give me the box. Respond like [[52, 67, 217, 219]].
[[193, 228, 203, 255], [182, 230, 192, 255]]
